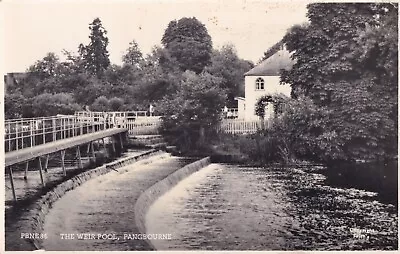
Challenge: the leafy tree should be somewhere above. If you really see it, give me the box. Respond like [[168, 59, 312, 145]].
[[91, 96, 110, 111], [32, 93, 81, 116], [122, 40, 144, 67], [5, 93, 26, 119], [281, 3, 398, 162], [27, 52, 60, 79], [157, 71, 226, 152], [161, 17, 212, 73], [79, 18, 110, 76], [109, 97, 124, 111], [205, 44, 254, 105], [260, 40, 284, 63]]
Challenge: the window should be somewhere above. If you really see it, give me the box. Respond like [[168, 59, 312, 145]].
[[255, 77, 264, 90]]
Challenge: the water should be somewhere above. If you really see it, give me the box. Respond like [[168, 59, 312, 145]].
[[146, 164, 398, 251], [42, 154, 194, 251]]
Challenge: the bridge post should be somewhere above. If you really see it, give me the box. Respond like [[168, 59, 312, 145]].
[[119, 133, 124, 150], [52, 118, 56, 142], [44, 154, 50, 173], [72, 118, 75, 137], [8, 167, 17, 202], [38, 157, 45, 187], [91, 142, 96, 163], [16, 127, 19, 151], [24, 161, 29, 180], [76, 146, 82, 169], [111, 136, 116, 154], [42, 122, 46, 144], [61, 150, 66, 176], [30, 120, 34, 147]]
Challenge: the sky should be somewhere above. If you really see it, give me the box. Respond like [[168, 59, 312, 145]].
[[3, 0, 309, 73]]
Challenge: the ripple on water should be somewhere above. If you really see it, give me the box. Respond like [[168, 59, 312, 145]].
[[146, 164, 398, 251]]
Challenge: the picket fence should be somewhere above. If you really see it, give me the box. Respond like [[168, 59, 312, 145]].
[[219, 119, 269, 134]]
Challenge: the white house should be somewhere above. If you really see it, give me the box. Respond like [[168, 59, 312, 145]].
[[236, 48, 294, 120]]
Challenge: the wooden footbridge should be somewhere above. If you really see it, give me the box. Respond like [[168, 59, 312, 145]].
[[4, 112, 162, 202]]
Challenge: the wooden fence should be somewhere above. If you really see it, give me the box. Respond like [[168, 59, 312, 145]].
[[219, 119, 270, 134]]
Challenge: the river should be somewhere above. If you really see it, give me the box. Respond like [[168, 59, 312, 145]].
[[146, 163, 398, 251]]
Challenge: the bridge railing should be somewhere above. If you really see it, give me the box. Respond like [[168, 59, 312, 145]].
[[75, 111, 162, 135], [4, 115, 108, 153]]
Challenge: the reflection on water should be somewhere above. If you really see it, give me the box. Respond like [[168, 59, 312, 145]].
[[146, 164, 398, 251]]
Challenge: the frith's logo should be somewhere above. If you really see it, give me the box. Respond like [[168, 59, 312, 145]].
[[350, 228, 377, 240]]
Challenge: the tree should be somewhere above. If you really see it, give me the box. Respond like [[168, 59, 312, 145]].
[[5, 93, 26, 119], [281, 3, 398, 162], [122, 40, 144, 67], [157, 71, 226, 152], [32, 93, 81, 116], [27, 52, 60, 79], [91, 96, 110, 111], [109, 97, 124, 111], [79, 18, 110, 76], [161, 17, 213, 73], [260, 40, 284, 63], [205, 44, 254, 105]]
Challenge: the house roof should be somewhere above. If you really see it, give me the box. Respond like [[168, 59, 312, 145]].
[[244, 49, 294, 76]]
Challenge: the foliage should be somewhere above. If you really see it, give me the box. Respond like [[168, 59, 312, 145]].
[[31, 93, 81, 116], [122, 40, 144, 67], [157, 71, 226, 152], [91, 96, 110, 111], [79, 18, 110, 77], [161, 17, 213, 74], [281, 3, 398, 162], [205, 44, 254, 105], [260, 40, 284, 63], [109, 97, 125, 111], [5, 93, 27, 119]]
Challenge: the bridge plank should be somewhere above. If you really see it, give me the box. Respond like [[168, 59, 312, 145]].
[[5, 128, 128, 167]]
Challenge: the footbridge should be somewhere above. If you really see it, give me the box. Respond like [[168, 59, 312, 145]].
[[4, 111, 162, 202]]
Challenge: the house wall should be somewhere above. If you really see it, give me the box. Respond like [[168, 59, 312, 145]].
[[244, 75, 291, 120], [237, 100, 245, 119]]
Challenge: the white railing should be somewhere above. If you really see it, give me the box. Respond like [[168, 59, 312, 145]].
[[75, 111, 162, 135], [219, 119, 271, 134], [5, 115, 109, 152], [223, 108, 239, 119], [125, 117, 162, 135]]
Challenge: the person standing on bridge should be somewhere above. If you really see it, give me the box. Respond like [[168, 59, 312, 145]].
[[149, 104, 155, 117]]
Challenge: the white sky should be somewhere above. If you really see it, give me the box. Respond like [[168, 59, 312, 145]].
[[2, 0, 309, 73]]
